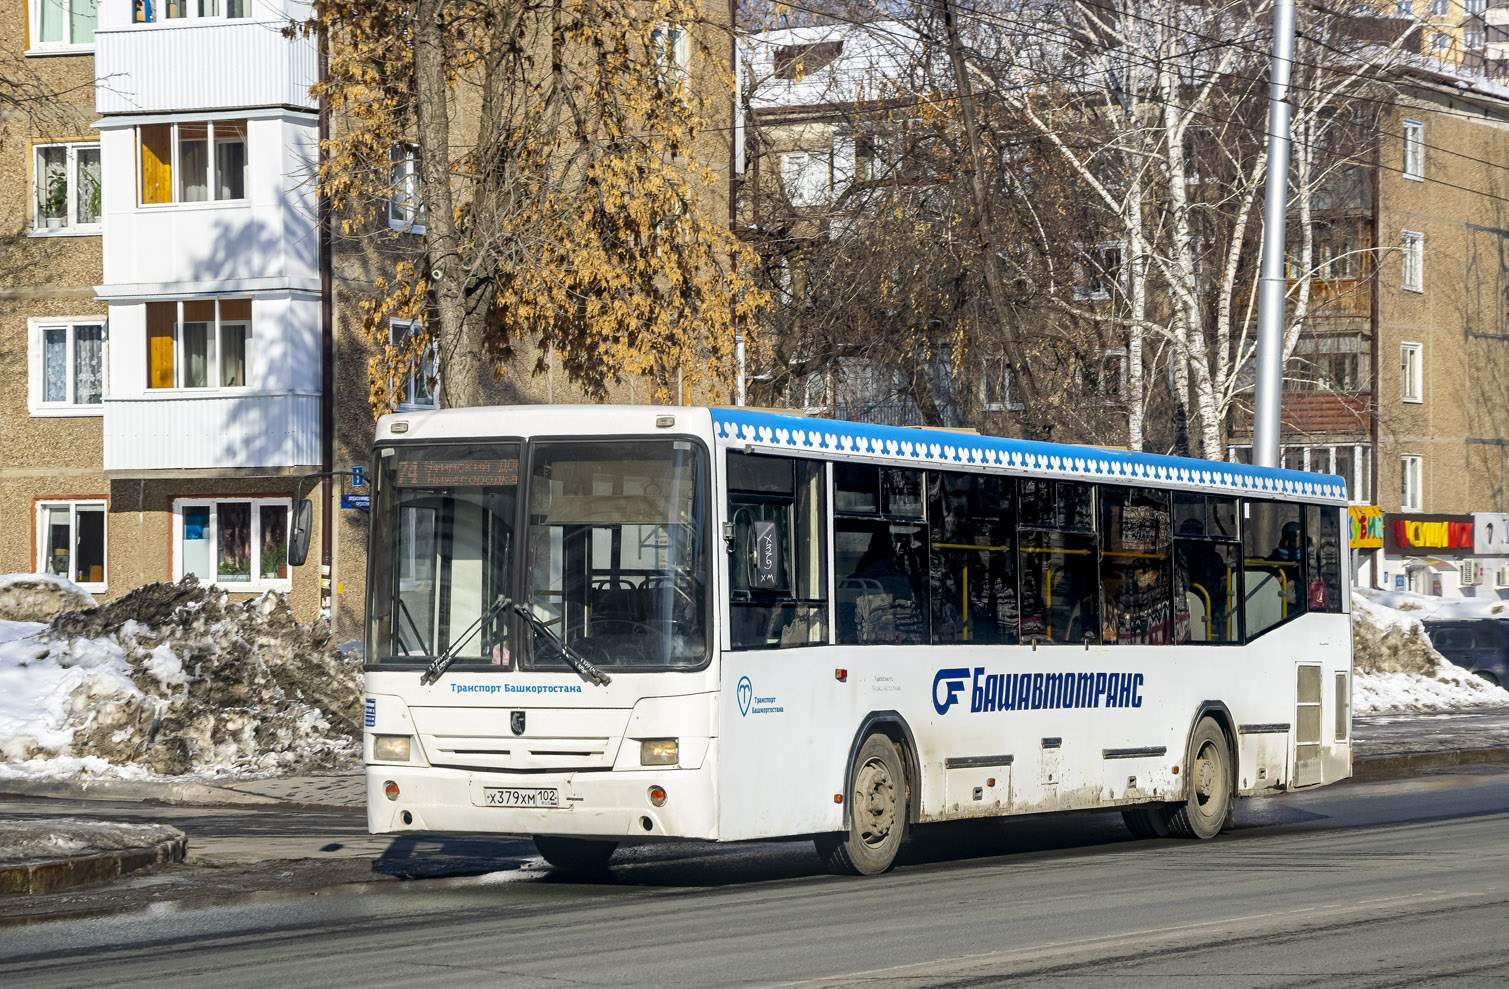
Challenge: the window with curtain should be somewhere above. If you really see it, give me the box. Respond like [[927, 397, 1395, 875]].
[[32, 319, 106, 412], [146, 299, 252, 389], [138, 120, 247, 205], [33, 0, 97, 48], [176, 499, 291, 589]]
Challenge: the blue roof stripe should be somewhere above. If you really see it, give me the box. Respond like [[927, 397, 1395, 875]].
[[711, 408, 1348, 504]]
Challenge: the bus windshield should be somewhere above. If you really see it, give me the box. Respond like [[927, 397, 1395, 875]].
[[368, 443, 521, 667], [367, 437, 709, 671], [524, 439, 708, 670]]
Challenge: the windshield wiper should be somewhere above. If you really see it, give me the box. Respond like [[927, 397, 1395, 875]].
[[513, 603, 613, 687], [420, 594, 512, 687]]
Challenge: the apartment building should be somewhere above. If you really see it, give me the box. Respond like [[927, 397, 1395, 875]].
[[1227, 64, 1509, 596], [2, 2, 738, 637], [1, 2, 111, 598]]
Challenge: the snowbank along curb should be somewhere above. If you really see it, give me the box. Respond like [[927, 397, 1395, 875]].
[[0, 830, 186, 896]]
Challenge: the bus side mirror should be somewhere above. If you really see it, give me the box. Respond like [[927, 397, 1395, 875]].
[[288, 498, 314, 568]]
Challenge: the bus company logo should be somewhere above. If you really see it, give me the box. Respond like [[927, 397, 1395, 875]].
[[737, 676, 753, 716], [933, 667, 1145, 715], [736, 676, 784, 716], [933, 669, 970, 714]]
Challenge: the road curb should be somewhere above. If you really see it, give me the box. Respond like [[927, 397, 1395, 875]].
[[0, 778, 279, 808], [1353, 745, 1509, 781], [0, 832, 187, 896]]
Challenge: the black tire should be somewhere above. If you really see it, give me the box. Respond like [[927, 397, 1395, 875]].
[[533, 836, 617, 873], [816, 733, 909, 876], [1121, 805, 1172, 839], [1167, 717, 1233, 840]]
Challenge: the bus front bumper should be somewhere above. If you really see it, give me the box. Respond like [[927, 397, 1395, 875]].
[[366, 761, 718, 840]]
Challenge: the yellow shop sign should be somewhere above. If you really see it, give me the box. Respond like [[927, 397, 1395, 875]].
[[1349, 505, 1383, 548]]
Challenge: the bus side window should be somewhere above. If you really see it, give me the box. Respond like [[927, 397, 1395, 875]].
[[834, 463, 928, 645], [727, 453, 828, 649], [1018, 479, 1097, 643], [1099, 486, 1172, 644], [1242, 499, 1305, 638], [1173, 492, 1241, 644], [928, 471, 1018, 645], [1304, 504, 1344, 613]]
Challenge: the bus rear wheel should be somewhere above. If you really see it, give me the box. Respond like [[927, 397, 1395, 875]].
[[816, 733, 908, 876], [1167, 717, 1233, 839], [1121, 717, 1233, 840], [533, 836, 617, 873]]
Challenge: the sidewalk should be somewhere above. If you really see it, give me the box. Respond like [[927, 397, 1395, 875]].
[[0, 817, 185, 895], [1352, 706, 1509, 779]]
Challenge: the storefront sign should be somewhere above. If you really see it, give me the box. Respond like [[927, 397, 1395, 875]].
[[1348, 505, 1384, 549], [1474, 513, 1509, 557], [1384, 513, 1474, 556]]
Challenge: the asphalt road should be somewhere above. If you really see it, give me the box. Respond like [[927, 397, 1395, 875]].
[[6, 767, 1509, 988]]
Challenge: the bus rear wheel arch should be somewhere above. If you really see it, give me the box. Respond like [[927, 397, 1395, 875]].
[[1121, 714, 1234, 841], [817, 731, 911, 876]]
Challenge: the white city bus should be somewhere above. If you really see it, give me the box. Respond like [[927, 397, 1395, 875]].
[[360, 405, 1351, 875]]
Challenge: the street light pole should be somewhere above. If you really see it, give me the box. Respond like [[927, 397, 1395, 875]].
[[1252, 0, 1297, 469]]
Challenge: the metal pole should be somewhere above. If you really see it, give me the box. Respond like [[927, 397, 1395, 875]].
[[1251, 0, 1296, 469], [734, 330, 747, 406]]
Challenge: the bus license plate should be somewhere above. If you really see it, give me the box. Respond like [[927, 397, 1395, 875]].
[[483, 787, 562, 808]]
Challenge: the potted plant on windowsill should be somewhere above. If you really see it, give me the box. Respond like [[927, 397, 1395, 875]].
[[41, 172, 68, 229]]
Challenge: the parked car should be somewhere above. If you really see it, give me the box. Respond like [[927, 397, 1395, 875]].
[[1423, 619, 1509, 685]]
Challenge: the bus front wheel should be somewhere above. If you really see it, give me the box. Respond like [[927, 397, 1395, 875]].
[[533, 836, 617, 873], [816, 733, 909, 876]]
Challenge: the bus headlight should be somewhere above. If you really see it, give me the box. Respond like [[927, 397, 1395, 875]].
[[640, 739, 679, 766], [373, 734, 412, 762]]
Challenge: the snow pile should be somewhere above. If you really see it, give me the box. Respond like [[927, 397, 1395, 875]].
[[0, 573, 97, 623], [1362, 588, 1509, 622], [0, 577, 361, 780], [1352, 591, 1509, 713]]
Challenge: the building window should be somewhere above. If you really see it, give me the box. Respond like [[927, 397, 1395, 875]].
[[651, 22, 690, 89], [1395, 0, 1411, 13], [1400, 341, 1423, 402], [31, 0, 97, 49], [146, 299, 251, 389], [1429, 0, 1448, 13], [175, 498, 291, 589], [33, 143, 101, 233], [1431, 30, 1449, 51], [1074, 243, 1123, 300], [1400, 455, 1423, 511], [981, 356, 1025, 412], [1400, 231, 1423, 292], [1401, 120, 1424, 180], [29, 318, 106, 415], [1291, 333, 1370, 392], [388, 144, 426, 232], [780, 150, 830, 208], [773, 41, 842, 81], [1465, 0, 1485, 11], [38, 501, 107, 590], [1466, 28, 1484, 49], [132, 0, 250, 22], [391, 320, 438, 409], [137, 120, 247, 206]]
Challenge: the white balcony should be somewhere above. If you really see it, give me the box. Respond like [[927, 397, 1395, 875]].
[[104, 392, 320, 473], [96, 14, 317, 117]]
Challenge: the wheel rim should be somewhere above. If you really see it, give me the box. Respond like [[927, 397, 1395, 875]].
[[1192, 739, 1226, 819], [854, 756, 897, 849]]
